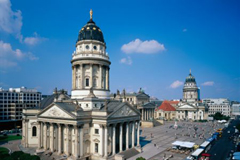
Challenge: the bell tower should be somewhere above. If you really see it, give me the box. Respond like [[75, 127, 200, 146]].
[[71, 10, 111, 99], [183, 69, 200, 103]]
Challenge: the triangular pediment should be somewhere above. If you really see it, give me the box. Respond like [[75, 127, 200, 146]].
[[178, 104, 195, 109], [109, 103, 139, 118], [136, 92, 150, 98], [39, 104, 74, 119]]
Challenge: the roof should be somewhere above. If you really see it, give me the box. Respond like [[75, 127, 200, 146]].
[[77, 18, 104, 43], [191, 148, 204, 156], [157, 101, 176, 111], [40, 92, 70, 109], [200, 141, 210, 148]]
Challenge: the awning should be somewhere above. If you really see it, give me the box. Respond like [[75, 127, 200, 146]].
[[172, 141, 183, 146]]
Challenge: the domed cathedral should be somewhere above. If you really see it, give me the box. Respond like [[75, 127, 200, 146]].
[[182, 69, 200, 103], [71, 9, 110, 99], [176, 70, 208, 121], [22, 10, 141, 160]]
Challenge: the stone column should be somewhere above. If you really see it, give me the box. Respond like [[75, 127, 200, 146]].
[[78, 64, 81, 89], [119, 123, 123, 152], [90, 63, 93, 88], [66, 125, 69, 156], [58, 124, 62, 154], [37, 122, 41, 149], [25, 119, 28, 147], [106, 67, 109, 90], [50, 123, 54, 151], [137, 121, 140, 146], [141, 109, 144, 121], [81, 64, 84, 89], [132, 122, 135, 148], [126, 122, 129, 149], [44, 123, 47, 149], [40, 122, 43, 148], [73, 66, 76, 89], [74, 125, 79, 158], [99, 64, 103, 89], [144, 109, 147, 121], [112, 124, 116, 155], [104, 125, 108, 157], [80, 126, 83, 157]]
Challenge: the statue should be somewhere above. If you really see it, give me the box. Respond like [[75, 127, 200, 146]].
[[90, 9, 93, 19]]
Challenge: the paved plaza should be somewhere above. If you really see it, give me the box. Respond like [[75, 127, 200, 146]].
[[128, 121, 225, 160]]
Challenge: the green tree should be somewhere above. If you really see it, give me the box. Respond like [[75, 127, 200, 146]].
[[136, 157, 146, 160]]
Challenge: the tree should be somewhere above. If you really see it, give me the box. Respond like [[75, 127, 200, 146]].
[[136, 157, 146, 160]]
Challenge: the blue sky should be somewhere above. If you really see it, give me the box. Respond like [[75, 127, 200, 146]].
[[0, 0, 239, 101]]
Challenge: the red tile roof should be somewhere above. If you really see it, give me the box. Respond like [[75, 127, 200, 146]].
[[157, 100, 176, 111]]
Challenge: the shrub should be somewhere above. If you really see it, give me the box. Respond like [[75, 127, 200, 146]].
[[2, 157, 14, 160], [136, 157, 146, 160], [11, 151, 24, 159], [19, 153, 31, 160], [30, 155, 40, 160], [0, 153, 10, 159]]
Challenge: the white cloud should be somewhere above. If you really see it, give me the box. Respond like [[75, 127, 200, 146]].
[[121, 39, 165, 54], [183, 28, 187, 32], [170, 80, 184, 89], [202, 81, 214, 86], [120, 56, 132, 65], [0, 0, 23, 40], [0, 40, 38, 68], [24, 32, 47, 45], [0, 0, 46, 44]]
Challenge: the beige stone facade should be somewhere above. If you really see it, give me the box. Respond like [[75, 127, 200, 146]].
[[21, 12, 141, 160]]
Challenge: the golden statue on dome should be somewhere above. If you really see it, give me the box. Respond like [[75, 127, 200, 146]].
[[90, 9, 93, 19]]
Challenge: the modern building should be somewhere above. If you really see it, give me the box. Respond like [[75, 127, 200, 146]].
[[22, 10, 141, 160], [176, 70, 208, 120], [231, 103, 240, 116], [0, 87, 41, 121], [203, 98, 231, 117]]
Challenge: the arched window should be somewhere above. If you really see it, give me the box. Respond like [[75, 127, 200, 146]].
[[32, 126, 37, 137], [86, 78, 89, 87]]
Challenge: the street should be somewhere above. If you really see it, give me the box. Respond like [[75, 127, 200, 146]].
[[208, 119, 238, 160]]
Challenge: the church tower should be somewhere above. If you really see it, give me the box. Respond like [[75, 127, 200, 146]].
[[183, 69, 200, 103], [71, 10, 110, 99]]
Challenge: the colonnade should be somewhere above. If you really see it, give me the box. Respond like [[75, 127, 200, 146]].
[[24, 120, 140, 159], [141, 108, 155, 121], [108, 120, 140, 156], [72, 63, 109, 90], [37, 122, 85, 158]]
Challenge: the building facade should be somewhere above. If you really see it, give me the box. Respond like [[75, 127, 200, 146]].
[[155, 101, 176, 120], [111, 88, 156, 121], [203, 98, 231, 117], [231, 103, 240, 116], [176, 70, 208, 120], [22, 10, 141, 160], [0, 87, 41, 121]]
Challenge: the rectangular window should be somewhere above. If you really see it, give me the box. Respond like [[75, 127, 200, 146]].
[[95, 129, 99, 134], [95, 143, 98, 153]]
